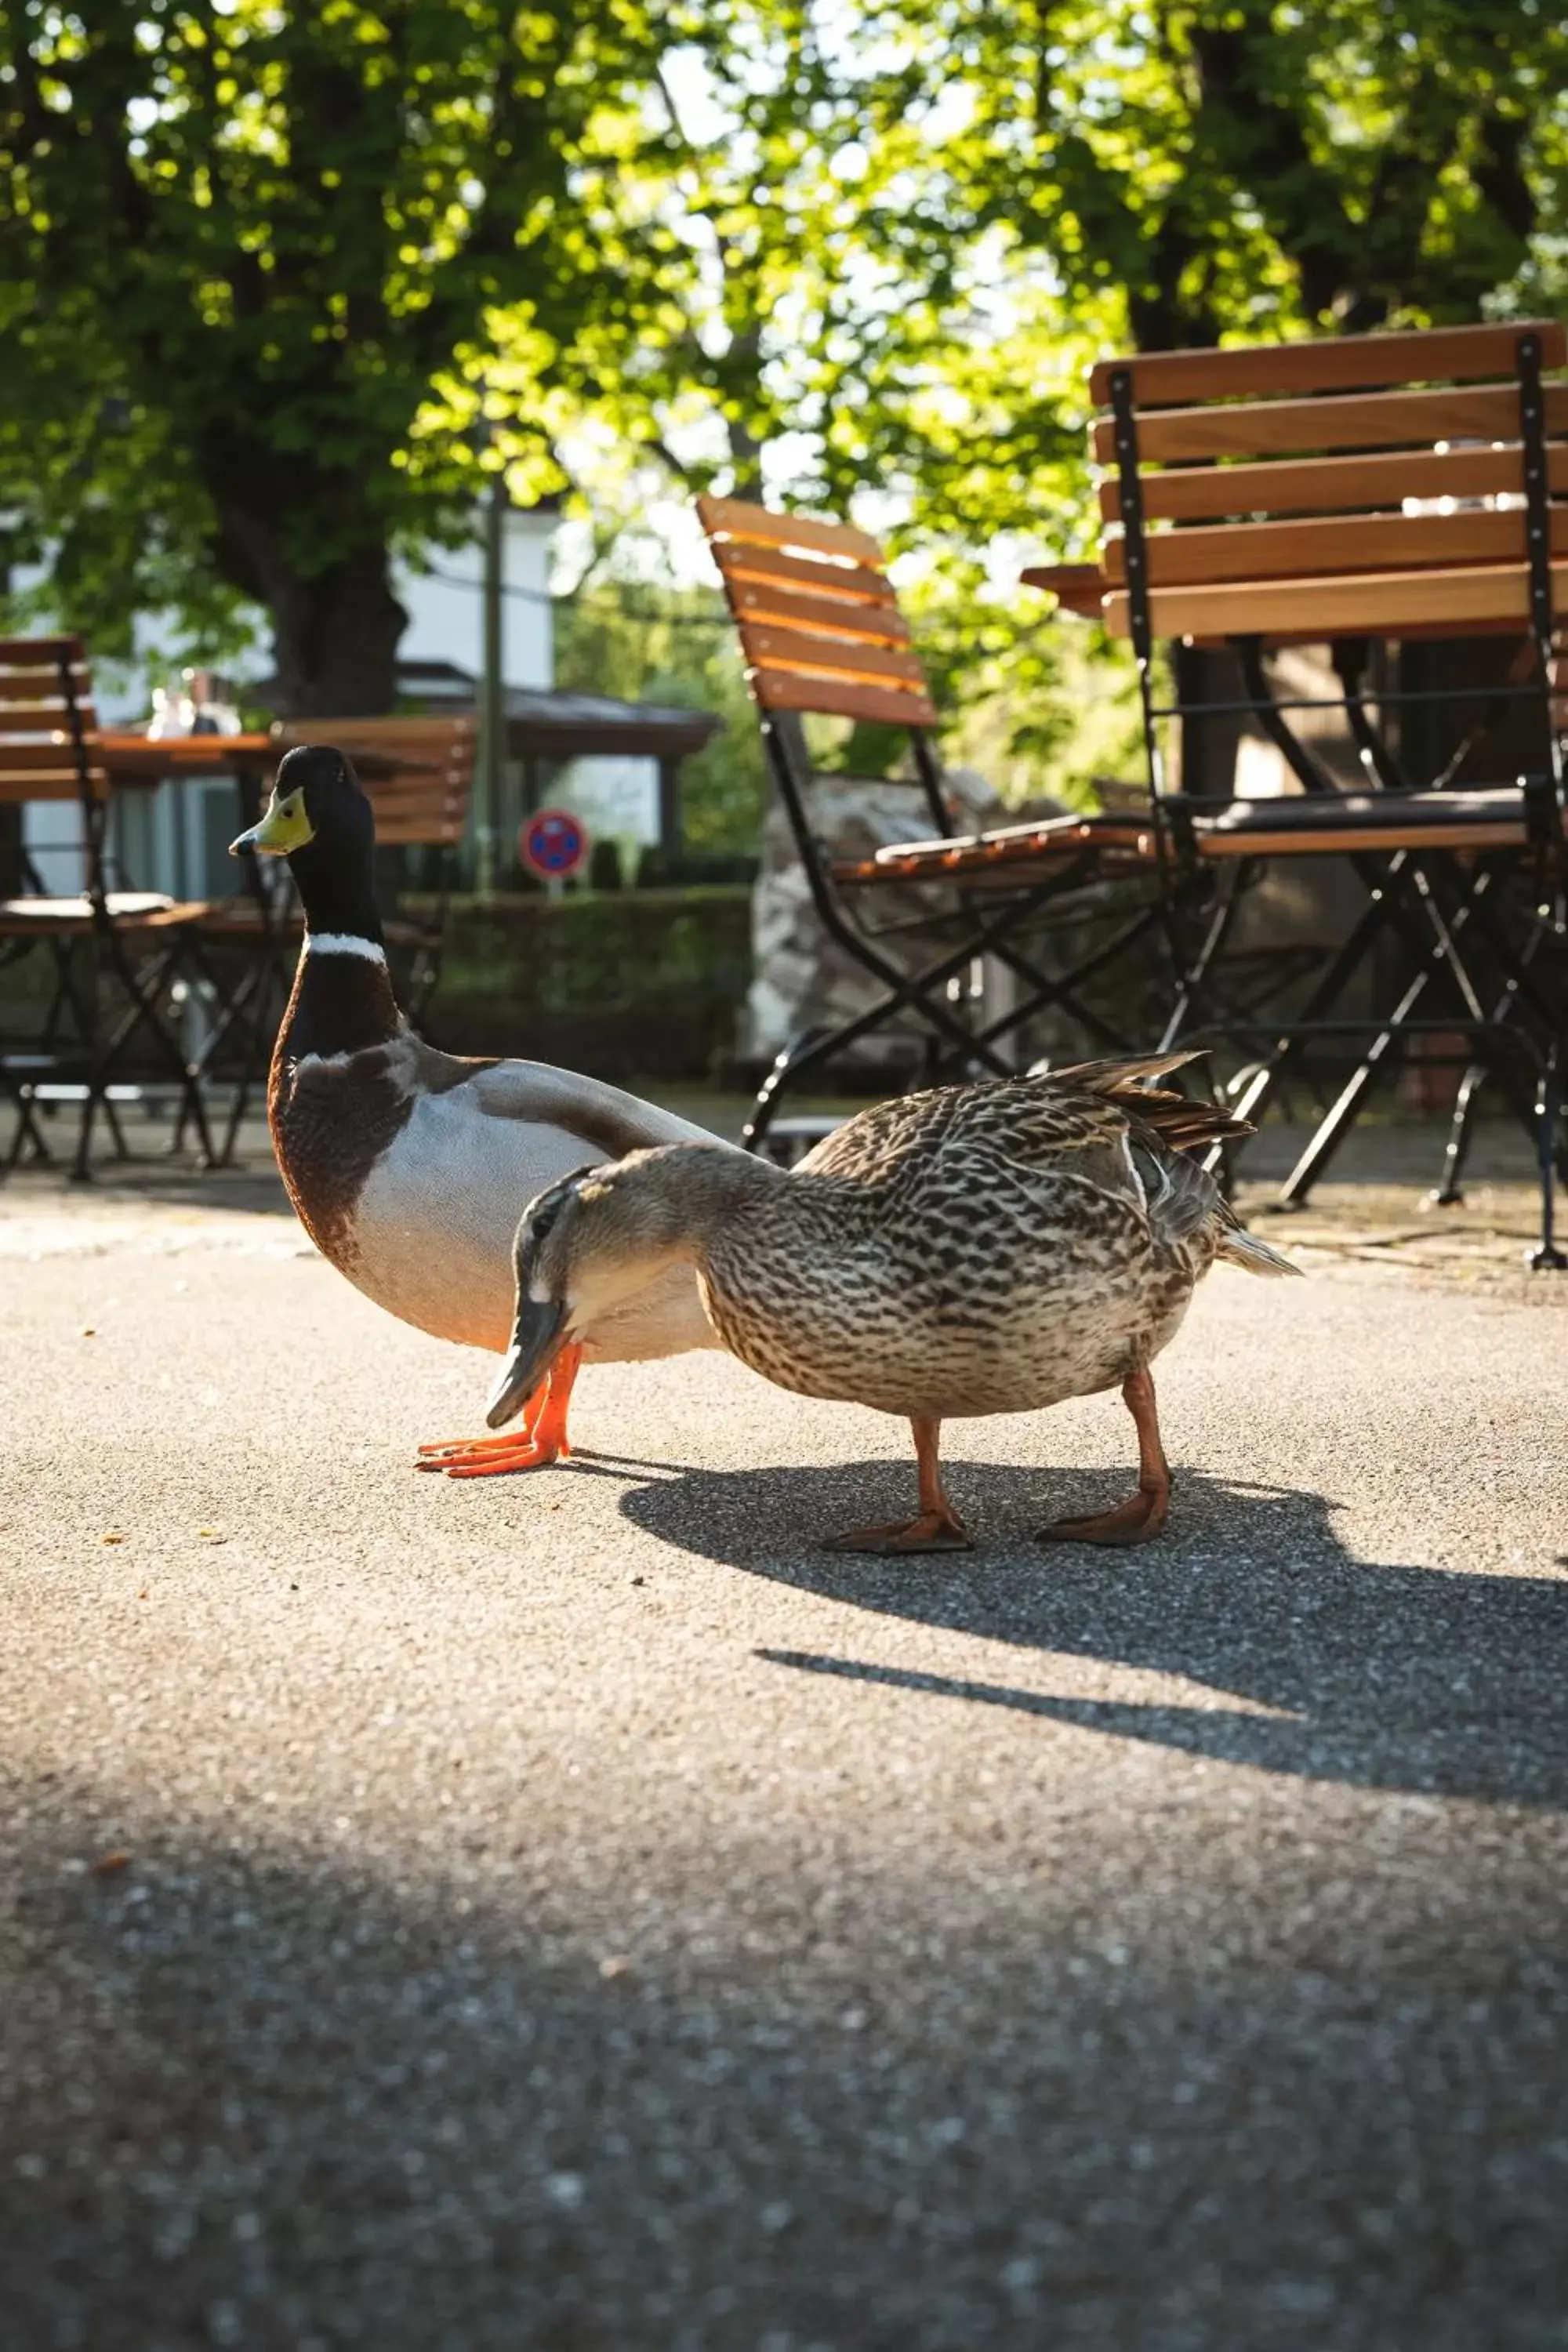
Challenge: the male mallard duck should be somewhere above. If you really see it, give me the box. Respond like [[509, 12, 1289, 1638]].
[[479, 1054, 1300, 1548], [229, 743, 730, 1470]]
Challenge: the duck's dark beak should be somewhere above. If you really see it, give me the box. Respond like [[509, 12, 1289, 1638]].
[[485, 1299, 567, 1428]]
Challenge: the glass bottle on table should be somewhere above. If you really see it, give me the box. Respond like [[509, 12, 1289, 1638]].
[[146, 670, 196, 739], [187, 670, 242, 736]]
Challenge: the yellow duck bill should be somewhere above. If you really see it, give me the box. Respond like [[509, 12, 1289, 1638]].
[[230, 787, 314, 858]]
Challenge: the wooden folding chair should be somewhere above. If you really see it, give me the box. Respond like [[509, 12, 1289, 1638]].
[[1080, 320, 1568, 1262], [698, 495, 1165, 1147], [0, 635, 217, 1176]]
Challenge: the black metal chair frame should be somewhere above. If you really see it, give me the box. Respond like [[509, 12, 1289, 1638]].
[[743, 705, 1171, 1150], [0, 643, 226, 1180], [168, 812, 297, 1168], [1105, 332, 1568, 1267]]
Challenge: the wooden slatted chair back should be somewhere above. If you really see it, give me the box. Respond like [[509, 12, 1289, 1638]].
[[273, 713, 477, 846], [697, 495, 940, 731], [0, 636, 105, 804], [1090, 320, 1568, 644]]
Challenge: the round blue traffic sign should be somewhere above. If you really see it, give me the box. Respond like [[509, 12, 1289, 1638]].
[[520, 806, 589, 881]]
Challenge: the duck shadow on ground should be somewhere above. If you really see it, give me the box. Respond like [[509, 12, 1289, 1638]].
[[611, 1457, 1568, 1810]]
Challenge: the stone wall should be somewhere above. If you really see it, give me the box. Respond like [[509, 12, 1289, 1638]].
[[744, 766, 1062, 1070]]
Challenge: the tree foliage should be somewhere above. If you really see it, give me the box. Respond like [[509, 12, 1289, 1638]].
[[678, 0, 1568, 797], [3, 0, 1566, 786], [0, 0, 695, 710]]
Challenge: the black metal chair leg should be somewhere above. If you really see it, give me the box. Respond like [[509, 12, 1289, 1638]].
[[1158, 867, 1249, 1052], [1276, 953, 1461, 1209], [1205, 870, 1410, 1162], [1529, 1059, 1566, 1272], [103, 1092, 132, 1160], [4, 1083, 41, 1171], [1271, 858, 1549, 1207], [972, 898, 1167, 1062], [222, 932, 293, 1166], [1429, 1062, 1488, 1206], [70, 1076, 100, 1183], [86, 934, 215, 1173], [2, 1066, 55, 1169], [742, 1028, 831, 1152], [741, 950, 992, 1149]]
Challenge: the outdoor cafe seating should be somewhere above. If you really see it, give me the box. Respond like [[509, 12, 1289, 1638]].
[[708, 320, 1567, 1263], [0, 652, 476, 1178], [0, 635, 276, 1177], [1055, 316, 1568, 1265], [697, 495, 1167, 1149], [6, 324, 1564, 1258]]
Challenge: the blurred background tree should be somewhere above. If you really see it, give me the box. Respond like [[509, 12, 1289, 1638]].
[[784, 0, 1568, 797], [0, 0, 698, 712], [2, 0, 1565, 792]]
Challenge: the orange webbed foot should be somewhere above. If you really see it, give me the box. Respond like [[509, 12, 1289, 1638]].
[[1036, 1367, 1173, 1547], [822, 1417, 972, 1554], [1037, 1479, 1169, 1547], [416, 1344, 582, 1479]]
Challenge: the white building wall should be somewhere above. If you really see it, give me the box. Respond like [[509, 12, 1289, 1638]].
[[550, 755, 662, 851], [394, 507, 555, 691]]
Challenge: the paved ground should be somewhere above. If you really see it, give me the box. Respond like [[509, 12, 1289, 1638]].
[[2, 1124, 1567, 2350]]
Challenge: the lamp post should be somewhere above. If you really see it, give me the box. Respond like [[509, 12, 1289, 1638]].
[[477, 439, 507, 898]]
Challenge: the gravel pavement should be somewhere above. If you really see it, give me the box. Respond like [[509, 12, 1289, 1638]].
[[2, 1169, 1566, 2350]]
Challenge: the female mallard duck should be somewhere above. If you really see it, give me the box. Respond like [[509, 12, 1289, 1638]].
[[229, 743, 729, 1470], [477, 1054, 1300, 1548]]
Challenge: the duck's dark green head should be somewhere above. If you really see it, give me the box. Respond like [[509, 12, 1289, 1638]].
[[230, 743, 381, 942]]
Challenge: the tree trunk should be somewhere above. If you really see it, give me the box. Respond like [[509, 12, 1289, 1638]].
[[217, 509, 408, 718], [267, 548, 408, 719]]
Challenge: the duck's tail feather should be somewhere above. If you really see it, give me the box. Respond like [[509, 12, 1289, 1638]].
[[1032, 1048, 1206, 1091], [1215, 1220, 1304, 1279], [1034, 1050, 1255, 1156], [1029, 1051, 1298, 1270]]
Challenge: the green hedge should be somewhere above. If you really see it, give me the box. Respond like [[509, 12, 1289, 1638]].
[[0, 887, 755, 1087], [426, 887, 752, 1081]]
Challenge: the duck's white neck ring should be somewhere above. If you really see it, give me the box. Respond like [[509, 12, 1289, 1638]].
[[304, 932, 387, 967]]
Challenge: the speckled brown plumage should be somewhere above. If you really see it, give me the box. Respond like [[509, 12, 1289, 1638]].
[[686, 1055, 1284, 1423], [510, 1053, 1300, 1547]]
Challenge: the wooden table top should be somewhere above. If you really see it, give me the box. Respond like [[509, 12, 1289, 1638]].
[[99, 732, 278, 784], [98, 732, 412, 784], [1025, 560, 1552, 644]]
